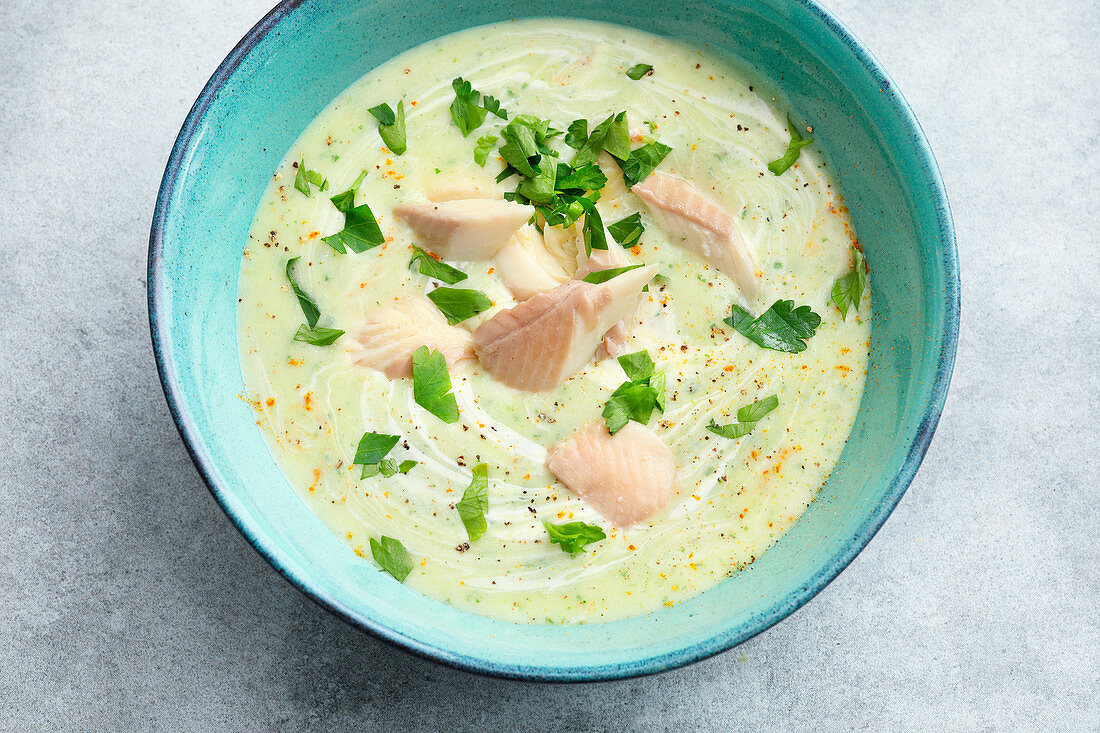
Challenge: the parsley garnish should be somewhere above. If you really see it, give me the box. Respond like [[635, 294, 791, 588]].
[[768, 114, 813, 175], [545, 521, 606, 555], [556, 163, 607, 192], [572, 111, 630, 167], [581, 264, 644, 284], [608, 212, 644, 248], [473, 134, 498, 167], [489, 115, 615, 257], [286, 258, 344, 344], [482, 95, 508, 120], [426, 286, 492, 325], [380, 459, 417, 477], [616, 140, 672, 188], [578, 197, 607, 255], [515, 161, 557, 205], [408, 246, 468, 284], [540, 196, 586, 228], [455, 463, 489, 542], [293, 324, 344, 346], [353, 431, 398, 465], [602, 351, 665, 434], [411, 346, 459, 423], [725, 300, 821, 353], [618, 350, 656, 380], [369, 100, 407, 155], [322, 202, 384, 254], [328, 170, 368, 212], [626, 63, 653, 80], [285, 257, 320, 328], [498, 115, 549, 177], [449, 78, 505, 136], [831, 246, 867, 318], [564, 119, 588, 150], [353, 431, 415, 478], [450, 77, 488, 136], [370, 535, 413, 581], [706, 394, 779, 439], [293, 159, 328, 196], [354, 430, 398, 468]]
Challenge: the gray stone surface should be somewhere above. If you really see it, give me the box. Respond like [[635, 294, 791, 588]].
[[0, 0, 1096, 729]]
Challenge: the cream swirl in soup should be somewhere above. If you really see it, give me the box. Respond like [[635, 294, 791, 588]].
[[237, 19, 870, 624]]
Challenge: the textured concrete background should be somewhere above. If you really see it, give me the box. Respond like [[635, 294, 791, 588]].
[[1, 0, 1097, 729]]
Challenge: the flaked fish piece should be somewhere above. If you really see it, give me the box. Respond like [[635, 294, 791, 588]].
[[574, 242, 639, 360], [597, 151, 628, 202], [632, 171, 759, 298], [423, 178, 504, 202], [495, 224, 571, 301], [574, 237, 633, 279], [542, 220, 583, 269], [350, 297, 475, 379], [547, 420, 678, 527], [394, 199, 533, 260], [473, 264, 657, 391]]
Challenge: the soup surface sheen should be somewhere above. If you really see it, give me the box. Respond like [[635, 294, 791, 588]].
[[237, 19, 870, 624]]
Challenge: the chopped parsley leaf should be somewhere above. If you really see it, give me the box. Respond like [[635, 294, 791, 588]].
[[322, 202, 384, 254], [370, 536, 413, 581], [831, 246, 867, 318], [616, 140, 672, 188], [573, 111, 629, 166], [767, 114, 813, 175], [545, 521, 606, 555], [626, 63, 653, 80], [284, 257, 320, 328], [556, 163, 607, 192], [449, 78, 505, 135], [515, 161, 557, 205], [608, 212, 644, 248], [481, 94, 508, 120], [578, 196, 607, 254], [455, 463, 489, 542], [601, 350, 666, 434], [564, 118, 588, 150], [293, 324, 344, 346], [369, 100, 407, 155], [581, 264, 644, 284], [411, 346, 459, 423], [426, 286, 493, 325], [724, 299, 821, 353], [408, 246, 468, 284], [354, 431, 411, 478], [328, 170, 368, 213], [473, 134, 498, 167], [617, 350, 656, 381], [378, 458, 417, 477], [498, 115, 544, 176], [706, 394, 779, 439], [293, 159, 328, 197]]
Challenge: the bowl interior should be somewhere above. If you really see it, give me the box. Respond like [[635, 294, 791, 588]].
[[150, 0, 957, 680]]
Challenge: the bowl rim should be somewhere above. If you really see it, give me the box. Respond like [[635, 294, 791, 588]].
[[148, 0, 960, 681]]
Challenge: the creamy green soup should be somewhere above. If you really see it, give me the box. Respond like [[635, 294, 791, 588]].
[[237, 19, 870, 624]]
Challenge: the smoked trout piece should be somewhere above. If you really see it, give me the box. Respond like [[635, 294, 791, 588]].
[[394, 199, 533, 260], [547, 420, 677, 526], [350, 297, 475, 379], [495, 224, 571, 301], [574, 241, 640, 360], [632, 171, 758, 298], [473, 265, 656, 391]]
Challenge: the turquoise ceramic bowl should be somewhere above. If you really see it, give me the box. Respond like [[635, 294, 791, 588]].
[[149, 0, 958, 680]]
